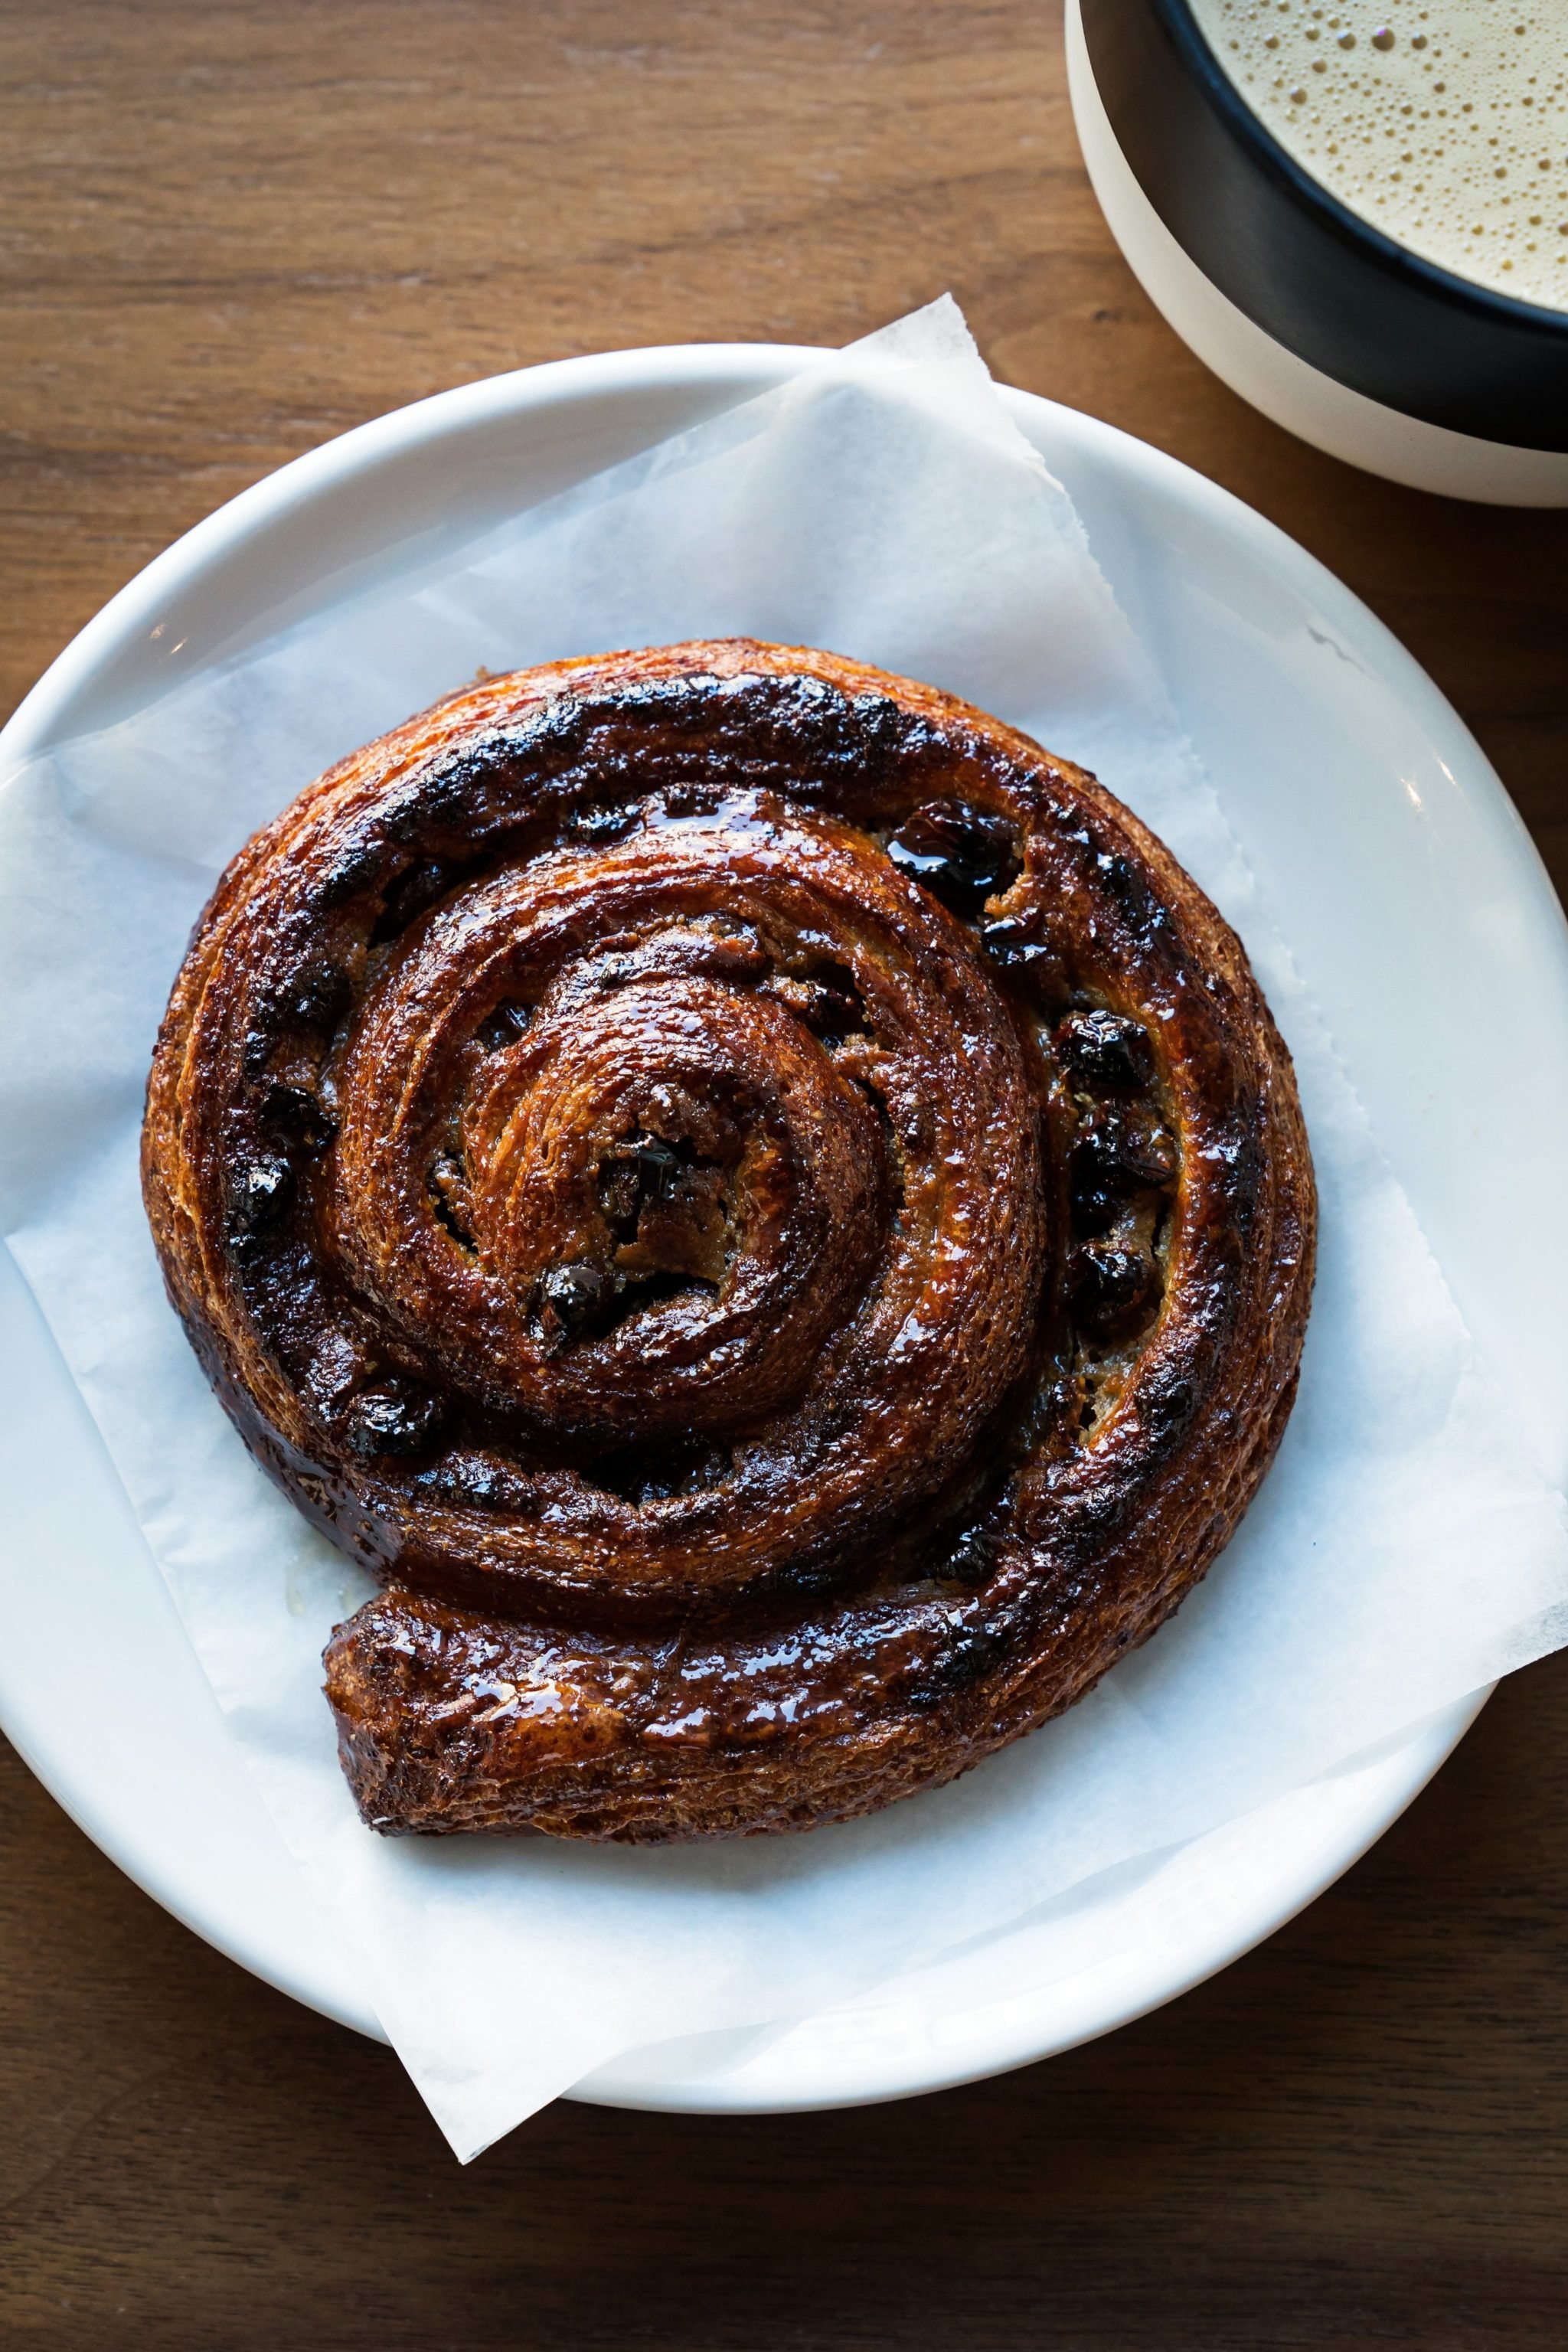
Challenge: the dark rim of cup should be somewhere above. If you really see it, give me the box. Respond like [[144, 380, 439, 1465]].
[[1080, 0, 1568, 452]]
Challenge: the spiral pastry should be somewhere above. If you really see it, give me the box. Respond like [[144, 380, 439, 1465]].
[[143, 640, 1315, 1841]]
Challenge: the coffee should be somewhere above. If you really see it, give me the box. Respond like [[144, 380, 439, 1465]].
[[1187, 0, 1568, 309]]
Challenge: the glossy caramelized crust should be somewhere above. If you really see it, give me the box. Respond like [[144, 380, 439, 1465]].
[[142, 640, 1315, 1841]]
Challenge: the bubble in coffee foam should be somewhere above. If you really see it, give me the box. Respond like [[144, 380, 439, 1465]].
[[1185, 0, 1568, 309]]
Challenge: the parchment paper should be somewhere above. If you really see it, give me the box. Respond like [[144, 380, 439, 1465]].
[[3, 299, 1566, 2160]]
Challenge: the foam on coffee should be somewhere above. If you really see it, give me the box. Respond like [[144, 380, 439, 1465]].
[[1187, 0, 1568, 309]]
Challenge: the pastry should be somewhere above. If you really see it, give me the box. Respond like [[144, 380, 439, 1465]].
[[142, 639, 1315, 1841]]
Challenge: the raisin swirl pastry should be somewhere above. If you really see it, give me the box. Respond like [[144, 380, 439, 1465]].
[[142, 639, 1315, 1842]]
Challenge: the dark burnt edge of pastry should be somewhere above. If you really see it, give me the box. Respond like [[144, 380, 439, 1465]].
[[143, 639, 1315, 1843]]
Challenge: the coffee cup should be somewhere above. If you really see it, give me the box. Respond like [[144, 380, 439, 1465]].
[[1067, 0, 1568, 503]]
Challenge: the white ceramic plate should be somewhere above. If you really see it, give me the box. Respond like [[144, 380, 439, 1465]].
[[2, 347, 1563, 2115]]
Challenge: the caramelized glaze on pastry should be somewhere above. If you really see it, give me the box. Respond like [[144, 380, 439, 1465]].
[[142, 640, 1315, 1841]]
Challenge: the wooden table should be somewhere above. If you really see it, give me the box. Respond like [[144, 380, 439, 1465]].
[[4, 5, 1566, 2343]]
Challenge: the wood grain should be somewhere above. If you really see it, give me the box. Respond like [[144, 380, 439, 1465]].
[[3, 2, 1566, 2344]]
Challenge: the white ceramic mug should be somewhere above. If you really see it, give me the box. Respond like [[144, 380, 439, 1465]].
[[1067, 0, 1568, 505]]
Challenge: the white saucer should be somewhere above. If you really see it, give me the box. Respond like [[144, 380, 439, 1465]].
[[2, 345, 1564, 2114]]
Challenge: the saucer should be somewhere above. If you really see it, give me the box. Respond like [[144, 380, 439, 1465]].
[[2, 342, 1562, 2111]]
